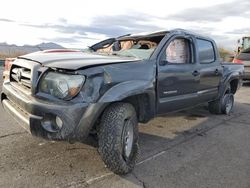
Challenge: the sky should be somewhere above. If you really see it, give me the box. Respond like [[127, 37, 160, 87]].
[[0, 0, 249, 50]]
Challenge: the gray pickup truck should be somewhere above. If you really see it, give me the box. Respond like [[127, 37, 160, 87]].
[[1, 29, 244, 174]]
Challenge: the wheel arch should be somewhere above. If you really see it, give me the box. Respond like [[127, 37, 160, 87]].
[[119, 93, 156, 123], [219, 77, 240, 98], [229, 79, 239, 94], [98, 80, 156, 123]]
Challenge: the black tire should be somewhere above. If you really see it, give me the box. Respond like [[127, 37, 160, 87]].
[[208, 99, 222, 114], [208, 85, 234, 115], [98, 102, 139, 175], [221, 93, 234, 115]]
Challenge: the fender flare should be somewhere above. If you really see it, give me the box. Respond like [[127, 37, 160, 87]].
[[218, 72, 240, 98], [74, 80, 155, 141], [98, 80, 154, 103], [74, 102, 109, 141]]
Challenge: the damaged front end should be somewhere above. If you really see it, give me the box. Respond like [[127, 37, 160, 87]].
[[1, 56, 156, 142]]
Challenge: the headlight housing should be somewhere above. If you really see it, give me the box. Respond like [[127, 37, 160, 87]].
[[39, 72, 85, 100]]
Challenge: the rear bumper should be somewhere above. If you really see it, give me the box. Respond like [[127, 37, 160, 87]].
[[1, 82, 106, 141]]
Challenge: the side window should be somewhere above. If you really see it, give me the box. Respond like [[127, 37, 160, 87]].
[[197, 39, 215, 63], [165, 38, 190, 64]]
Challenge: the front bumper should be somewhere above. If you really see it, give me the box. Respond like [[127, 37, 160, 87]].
[[1, 82, 106, 141]]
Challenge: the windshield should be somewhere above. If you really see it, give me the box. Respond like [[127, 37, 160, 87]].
[[243, 37, 250, 50], [112, 48, 155, 59], [89, 33, 167, 59], [94, 40, 157, 59]]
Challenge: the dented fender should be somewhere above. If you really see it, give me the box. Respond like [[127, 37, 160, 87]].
[[77, 60, 156, 103]]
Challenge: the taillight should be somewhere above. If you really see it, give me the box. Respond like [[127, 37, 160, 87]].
[[233, 58, 244, 64], [3, 58, 15, 81]]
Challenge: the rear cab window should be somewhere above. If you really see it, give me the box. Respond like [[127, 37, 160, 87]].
[[197, 38, 215, 63]]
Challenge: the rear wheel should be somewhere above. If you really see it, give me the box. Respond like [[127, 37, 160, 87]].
[[208, 85, 234, 115], [221, 93, 234, 115], [98, 103, 139, 175]]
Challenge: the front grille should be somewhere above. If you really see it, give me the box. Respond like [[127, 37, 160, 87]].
[[10, 65, 32, 90]]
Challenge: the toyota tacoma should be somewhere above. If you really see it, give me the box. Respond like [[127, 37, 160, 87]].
[[1, 29, 244, 174]]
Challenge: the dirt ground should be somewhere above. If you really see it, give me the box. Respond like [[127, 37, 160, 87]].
[[0, 69, 250, 188]]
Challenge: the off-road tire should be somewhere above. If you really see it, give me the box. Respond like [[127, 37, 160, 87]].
[[98, 102, 139, 175], [221, 93, 234, 115], [208, 85, 234, 115]]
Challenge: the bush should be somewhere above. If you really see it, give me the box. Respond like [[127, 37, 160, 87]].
[[218, 48, 234, 62], [0, 51, 27, 59]]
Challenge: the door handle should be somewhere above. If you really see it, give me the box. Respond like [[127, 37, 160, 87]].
[[215, 69, 219, 75], [192, 70, 200, 77]]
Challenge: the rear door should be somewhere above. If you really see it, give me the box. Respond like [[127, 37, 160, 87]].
[[157, 35, 200, 114], [195, 38, 223, 102]]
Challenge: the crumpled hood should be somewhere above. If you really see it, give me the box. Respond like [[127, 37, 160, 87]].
[[19, 50, 139, 70]]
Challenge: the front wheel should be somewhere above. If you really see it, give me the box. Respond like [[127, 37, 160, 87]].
[[98, 103, 139, 175]]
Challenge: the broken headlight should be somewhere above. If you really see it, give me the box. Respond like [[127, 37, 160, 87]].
[[39, 72, 85, 100]]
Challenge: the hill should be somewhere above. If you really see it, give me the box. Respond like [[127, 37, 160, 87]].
[[0, 42, 64, 59]]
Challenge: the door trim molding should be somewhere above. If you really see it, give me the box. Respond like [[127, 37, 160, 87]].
[[159, 88, 218, 104]]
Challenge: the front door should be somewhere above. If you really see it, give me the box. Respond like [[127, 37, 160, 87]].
[[157, 36, 200, 114]]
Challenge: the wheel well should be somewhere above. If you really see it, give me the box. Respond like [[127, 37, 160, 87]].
[[229, 79, 238, 94], [91, 93, 154, 134], [120, 93, 154, 123]]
